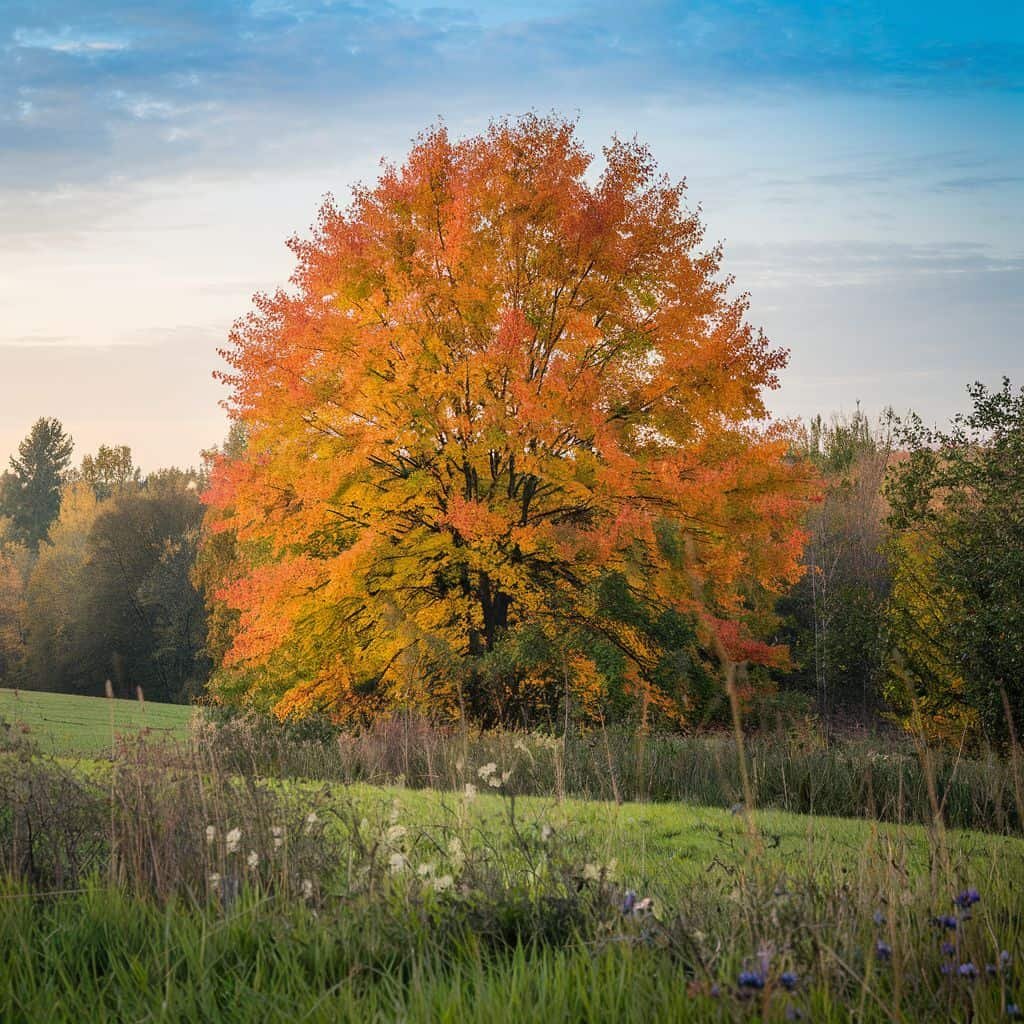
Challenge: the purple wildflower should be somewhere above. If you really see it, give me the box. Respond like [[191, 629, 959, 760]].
[[1006, 1004, 1021, 1019], [621, 891, 636, 914], [873, 910, 886, 926], [738, 971, 765, 990], [958, 962, 979, 980], [1001, 951, 1012, 967], [780, 971, 799, 991], [876, 941, 892, 962], [709, 984, 720, 998], [942, 942, 956, 957], [954, 888, 981, 909], [934, 915, 959, 930]]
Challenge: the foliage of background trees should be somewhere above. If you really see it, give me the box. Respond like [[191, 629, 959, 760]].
[[0, 425, 208, 702], [885, 379, 1024, 743], [774, 407, 893, 722]]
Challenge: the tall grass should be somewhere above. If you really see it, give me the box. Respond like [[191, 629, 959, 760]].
[[1, 712, 1023, 1020], [198, 711, 1024, 834]]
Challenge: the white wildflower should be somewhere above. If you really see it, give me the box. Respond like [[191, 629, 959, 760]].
[[389, 852, 407, 874], [208, 872, 221, 887], [225, 827, 242, 854], [205, 825, 216, 845], [582, 862, 601, 882], [432, 874, 454, 893], [247, 850, 259, 869], [416, 862, 436, 878], [477, 762, 497, 781], [301, 878, 314, 900], [463, 783, 478, 801], [272, 826, 284, 850], [540, 825, 553, 842], [448, 836, 465, 869], [386, 825, 407, 845], [304, 811, 319, 834]]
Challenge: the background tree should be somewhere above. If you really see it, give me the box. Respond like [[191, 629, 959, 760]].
[[77, 444, 141, 499], [0, 518, 32, 682], [885, 378, 1024, 743], [776, 407, 893, 722], [204, 115, 815, 726], [0, 418, 74, 549], [25, 469, 208, 701]]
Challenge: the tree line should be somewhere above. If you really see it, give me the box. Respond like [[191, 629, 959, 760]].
[[0, 420, 208, 702], [0, 377, 1020, 745]]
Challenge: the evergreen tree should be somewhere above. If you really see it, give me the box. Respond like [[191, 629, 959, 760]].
[[2, 418, 74, 549]]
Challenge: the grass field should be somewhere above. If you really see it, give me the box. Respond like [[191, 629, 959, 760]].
[[0, 687, 193, 755], [2, 694, 1024, 1020]]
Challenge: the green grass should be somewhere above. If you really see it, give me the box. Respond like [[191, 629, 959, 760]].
[[0, 687, 193, 755], [3, 743, 1024, 1022]]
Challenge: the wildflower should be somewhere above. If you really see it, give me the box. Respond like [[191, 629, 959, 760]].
[[934, 915, 959, 930], [477, 763, 497, 782], [388, 852, 407, 874], [876, 941, 892, 962], [301, 879, 314, 900], [621, 891, 637, 914], [416, 861, 436, 878], [448, 836, 465, 869], [780, 971, 798, 991], [540, 825, 553, 842], [1001, 951, 1012, 967], [954, 888, 981, 909], [941, 941, 955, 957], [225, 827, 242, 854], [635, 897, 654, 914], [738, 971, 764, 990], [272, 826, 284, 850], [709, 984, 720, 998], [385, 824, 407, 845], [1006, 1004, 1021, 1019], [208, 872, 221, 887], [958, 962, 979, 980], [463, 783, 478, 801], [304, 811, 319, 834], [247, 850, 259, 870], [432, 874, 454, 893], [582, 862, 601, 882], [785, 1007, 803, 1022], [872, 910, 886, 926], [205, 825, 216, 845]]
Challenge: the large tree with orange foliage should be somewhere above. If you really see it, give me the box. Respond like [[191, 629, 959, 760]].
[[203, 115, 815, 726]]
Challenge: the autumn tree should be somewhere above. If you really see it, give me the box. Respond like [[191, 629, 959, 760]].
[[203, 115, 815, 726]]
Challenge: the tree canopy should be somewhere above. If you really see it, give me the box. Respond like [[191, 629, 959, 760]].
[[203, 115, 815, 726]]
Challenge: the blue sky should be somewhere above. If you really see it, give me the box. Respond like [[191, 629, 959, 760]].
[[2, 0, 1022, 468]]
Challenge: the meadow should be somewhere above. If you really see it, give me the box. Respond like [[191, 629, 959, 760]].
[[2, 695, 1024, 1021], [0, 687, 193, 755]]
